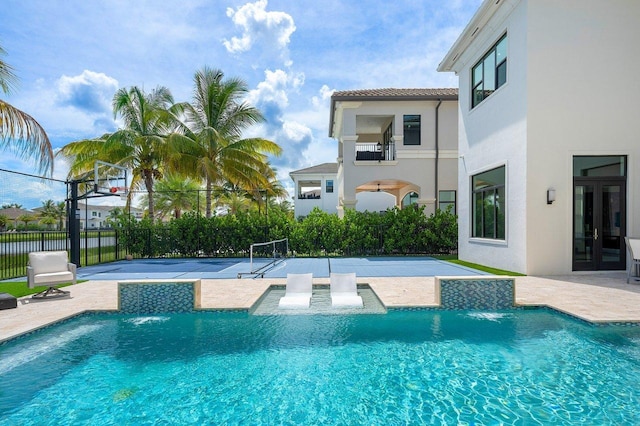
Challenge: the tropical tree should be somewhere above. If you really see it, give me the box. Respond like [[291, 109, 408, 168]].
[[243, 162, 288, 215], [39, 199, 66, 230], [216, 187, 253, 215], [167, 67, 282, 218], [139, 173, 202, 219], [39, 215, 56, 230], [0, 44, 53, 174], [59, 86, 179, 220], [0, 213, 7, 231], [17, 213, 36, 229], [1, 202, 22, 209]]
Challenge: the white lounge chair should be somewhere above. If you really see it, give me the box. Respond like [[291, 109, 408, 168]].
[[27, 251, 75, 298], [278, 273, 313, 309], [330, 272, 363, 308], [625, 237, 640, 284]]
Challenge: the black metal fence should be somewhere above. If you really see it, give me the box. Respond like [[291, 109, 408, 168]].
[[0, 230, 128, 280]]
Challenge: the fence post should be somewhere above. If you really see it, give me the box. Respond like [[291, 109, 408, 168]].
[[115, 229, 120, 260]]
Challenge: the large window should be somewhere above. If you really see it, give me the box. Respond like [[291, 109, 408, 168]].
[[472, 166, 505, 239], [439, 190, 456, 213], [472, 34, 507, 108], [403, 115, 421, 145]]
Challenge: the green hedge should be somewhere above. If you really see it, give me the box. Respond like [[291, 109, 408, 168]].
[[117, 205, 457, 258]]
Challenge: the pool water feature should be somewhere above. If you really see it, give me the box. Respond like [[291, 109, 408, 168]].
[[1, 310, 639, 425]]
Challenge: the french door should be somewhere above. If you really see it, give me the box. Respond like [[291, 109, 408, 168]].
[[573, 179, 626, 271]]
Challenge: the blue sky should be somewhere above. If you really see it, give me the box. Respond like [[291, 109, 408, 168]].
[[0, 0, 481, 208]]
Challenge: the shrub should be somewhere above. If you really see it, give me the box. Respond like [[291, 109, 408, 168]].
[[119, 206, 458, 257]]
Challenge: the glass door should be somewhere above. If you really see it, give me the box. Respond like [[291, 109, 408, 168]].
[[573, 180, 626, 270]]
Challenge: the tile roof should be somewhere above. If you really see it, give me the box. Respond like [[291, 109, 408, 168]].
[[331, 88, 458, 100]]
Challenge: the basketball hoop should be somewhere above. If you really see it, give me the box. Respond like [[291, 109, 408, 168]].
[[94, 161, 129, 197]]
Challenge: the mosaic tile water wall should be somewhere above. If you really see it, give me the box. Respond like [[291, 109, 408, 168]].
[[436, 278, 515, 310], [118, 281, 201, 314]]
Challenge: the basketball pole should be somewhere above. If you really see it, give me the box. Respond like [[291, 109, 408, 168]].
[[68, 180, 81, 267]]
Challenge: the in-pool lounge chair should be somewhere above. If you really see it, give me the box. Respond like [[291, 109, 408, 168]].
[[278, 273, 313, 309], [625, 237, 640, 284], [330, 272, 363, 308]]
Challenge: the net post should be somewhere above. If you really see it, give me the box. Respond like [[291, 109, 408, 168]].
[[250, 244, 254, 273]]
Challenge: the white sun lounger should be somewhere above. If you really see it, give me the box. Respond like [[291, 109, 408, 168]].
[[330, 272, 363, 308], [278, 273, 313, 309]]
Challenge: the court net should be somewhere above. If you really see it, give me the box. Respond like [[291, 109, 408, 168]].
[[237, 238, 289, 278]]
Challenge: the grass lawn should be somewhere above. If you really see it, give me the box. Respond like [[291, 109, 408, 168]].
[[447, 259, 525, 276], [0, 281, 78, 298]]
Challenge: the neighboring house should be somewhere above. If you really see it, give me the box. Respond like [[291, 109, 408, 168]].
[[77, 203, 112, 229], [438, 0, 640, 274], [0, 207, 39, 229], [329, 88, 459, 218], [77, 203, 143, 229], [289, 163, 339, 218]]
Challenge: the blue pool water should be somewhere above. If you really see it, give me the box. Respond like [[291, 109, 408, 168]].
[[1, 310, 639, 425]]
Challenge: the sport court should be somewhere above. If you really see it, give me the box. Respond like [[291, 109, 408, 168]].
[[75, 256, 484, 281]]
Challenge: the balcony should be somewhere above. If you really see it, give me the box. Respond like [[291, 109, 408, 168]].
[[355, 142, 396, 162]]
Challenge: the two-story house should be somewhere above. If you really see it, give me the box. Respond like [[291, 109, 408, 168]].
[[438, 0, 640, 274], [328, 88, 459, 218]]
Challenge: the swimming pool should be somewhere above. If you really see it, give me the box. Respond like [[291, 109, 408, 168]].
[[1, 310, 639, 425]]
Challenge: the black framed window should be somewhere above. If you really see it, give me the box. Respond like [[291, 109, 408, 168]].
[[326, 180, 334, 193], [472, 34, 507, 108], [472, 166, 505, 239], [403, 115, 420, 145]]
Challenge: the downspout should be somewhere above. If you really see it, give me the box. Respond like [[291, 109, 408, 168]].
[[434, 99, 442, 211]]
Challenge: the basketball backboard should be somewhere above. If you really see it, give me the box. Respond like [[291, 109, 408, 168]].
[[94, 161, 128, 196]]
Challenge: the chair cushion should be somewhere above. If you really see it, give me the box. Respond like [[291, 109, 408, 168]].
[[29, 251, 70, 275], [32, 271, 74, 285], [278, 294, 312, 308], [331, 295, 363, 308]]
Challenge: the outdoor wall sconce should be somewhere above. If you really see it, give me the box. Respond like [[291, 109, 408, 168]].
[[547, 188, 556, 205]]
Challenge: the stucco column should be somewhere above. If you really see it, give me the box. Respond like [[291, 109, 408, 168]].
[[338, 198, 357, 218]]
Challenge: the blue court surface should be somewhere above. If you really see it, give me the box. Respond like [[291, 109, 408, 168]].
[[75, 257, 484, 280]]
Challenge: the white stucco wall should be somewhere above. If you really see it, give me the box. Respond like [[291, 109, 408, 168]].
[[356, 191, 396, 213], [456, 0, 529, 274], [451, 0, 640, 275], [525, 0, 640, 274], [292, 173, 339, 218]]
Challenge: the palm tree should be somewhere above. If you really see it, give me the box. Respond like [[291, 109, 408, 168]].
[[1, 202, 22, 209], [40, 199, 66, 230], [167, 67, 282, 218], [243, 162, 288, 214], [17, 213, 36, 229], [59, 86, 178, 220], [0, 44, 53, 175], [139, 173, 202, 219]]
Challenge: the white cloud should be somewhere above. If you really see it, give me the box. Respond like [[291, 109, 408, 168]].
[[223, 0, 296, 65], [282, 121, 312, 144], [311, 84, 334, 108], [247, 69, 304, 110], [56, 70, 119, 115]]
